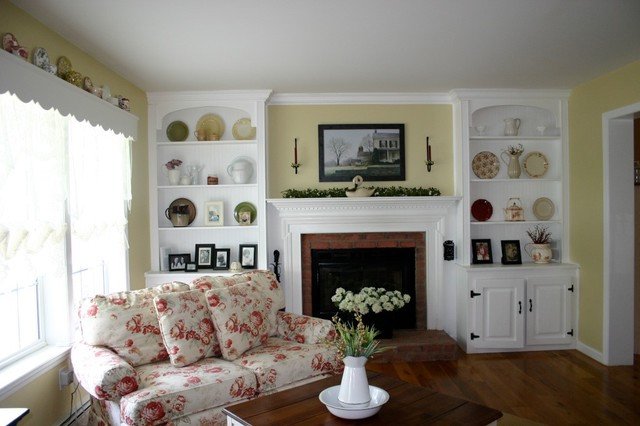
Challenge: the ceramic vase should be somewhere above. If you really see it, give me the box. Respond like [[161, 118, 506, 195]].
[[525, 243, 552, 264], [338, 356, 370, 407], [500, 151, 522, 179], [167, 168, 181, 185]]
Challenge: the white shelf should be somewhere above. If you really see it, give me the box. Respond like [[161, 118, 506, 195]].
[[158, 225, 258, 231], [157, 140, 256, 146], [470, 136, 560, 140], [158, 184, 258, 189], [470, 178, 560, 183], [470, 220, 561, 226]]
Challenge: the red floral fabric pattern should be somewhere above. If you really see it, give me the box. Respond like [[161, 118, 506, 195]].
[[189, 274, 251, 292], [244, 270, 285, 310], [119, 357, 257, 425], [78, 282, 190, 367], [205, 282, 277, 361], [235, 337, 340, 392], [71, 342, 139, 400], [154, 290, 221, 367], [276, 311, 337, 344]]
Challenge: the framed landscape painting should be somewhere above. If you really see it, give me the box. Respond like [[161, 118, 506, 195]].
[[318, 124, 405, 182]]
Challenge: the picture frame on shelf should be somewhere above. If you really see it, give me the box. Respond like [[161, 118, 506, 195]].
[[214, 248, 231, 270], [318, 123, 405, 182], [239, 244, 257, 269], [204, 201, 224, 226], [185, 262, 198, 272], [500, 240, 522, 265], [471, 239, 493, 264], [169, 253, 191, 271], [195, 244, 216, 269]]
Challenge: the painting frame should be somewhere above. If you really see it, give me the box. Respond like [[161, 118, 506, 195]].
[[213, 248, 231, 270], [168, 253, 191, 271], [471, 239, 493, 265], [500, 240, 522, 265], [185, 262, 198, 272], [204, 201, 224, 227], [239, 244, 258, 269], [195, 244, 216, 269], [318, 123, 405, 182]]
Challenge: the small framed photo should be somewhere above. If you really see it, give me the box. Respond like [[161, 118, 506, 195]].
[[204, 201, 224, 226], [239, 244, 258, 269], [501, 240, 522, 265], [471, 239, 493, 264], [185, 262, 198, 272], [169, 253, 191, 271], [214, 248, 231, 270], [195, 244, 216, 269]]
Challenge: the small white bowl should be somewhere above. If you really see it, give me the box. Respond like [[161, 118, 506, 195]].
[[319, 385, 389, 420]]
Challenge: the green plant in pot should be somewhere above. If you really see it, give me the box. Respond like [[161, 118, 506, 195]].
[[525, 225, 552, 264]]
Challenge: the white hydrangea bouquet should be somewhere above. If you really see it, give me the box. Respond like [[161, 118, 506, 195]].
[[331, 286, 411, 315]]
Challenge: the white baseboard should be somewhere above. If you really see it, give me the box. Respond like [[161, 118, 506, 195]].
[[577, 340, 605, 364]]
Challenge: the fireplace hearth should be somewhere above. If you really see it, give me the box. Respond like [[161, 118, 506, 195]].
[[311, 247, 416, 329]]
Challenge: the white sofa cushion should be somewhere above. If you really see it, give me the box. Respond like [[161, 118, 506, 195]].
[[78, 282, 189, 367], [120, 358, 258, 425], [233, 337, 340, 393], [154, 290, 221, 367]]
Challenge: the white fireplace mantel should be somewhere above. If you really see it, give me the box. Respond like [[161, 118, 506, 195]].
[[266, 196, 461, 334]]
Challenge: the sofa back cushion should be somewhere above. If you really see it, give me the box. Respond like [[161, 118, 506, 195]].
[[78, 282, 189, 366], [189, 274, 251, 292], [154, 290, 221, 367], [205, 281, 277, 360]]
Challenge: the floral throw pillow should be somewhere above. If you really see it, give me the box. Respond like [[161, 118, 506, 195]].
[[154, 290, 221, 367], [205, 282, 276, 360]]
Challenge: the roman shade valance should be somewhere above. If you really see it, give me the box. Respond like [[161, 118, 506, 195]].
[[0, 49, 137, 139]]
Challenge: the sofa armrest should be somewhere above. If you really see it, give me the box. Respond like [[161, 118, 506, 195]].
[[70, 342, 139, 401], [276, 311, 336, 344]]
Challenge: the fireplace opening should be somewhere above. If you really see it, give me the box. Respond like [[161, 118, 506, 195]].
[[311, 247, 416, 329]]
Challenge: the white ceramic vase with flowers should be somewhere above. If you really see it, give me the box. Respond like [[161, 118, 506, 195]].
[[164, 159, 182, 185], [525, 225, 553, 264]]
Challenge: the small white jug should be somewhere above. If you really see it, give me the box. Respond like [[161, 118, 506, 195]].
[[504, 118, 521, 136]]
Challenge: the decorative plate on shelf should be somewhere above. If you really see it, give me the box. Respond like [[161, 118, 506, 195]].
[[232, 118, 256, 140], [166, 121, 189, 142], [233, 201, 257, 225], [168, 198, 196, 224], [523, 151, 549, 178], [197, 113, 225, 140], [56, 56, 72, 78], [32, 47, 50, 68], [471, 151, 500, 179], [471, 199, 493, 221], [532, 197, 555, 220]]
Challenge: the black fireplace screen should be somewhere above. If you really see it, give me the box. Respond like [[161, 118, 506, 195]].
[[311, 247, 416, 329]]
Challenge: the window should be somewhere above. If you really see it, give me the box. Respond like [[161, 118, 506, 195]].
[[0, 93, 132, 367]]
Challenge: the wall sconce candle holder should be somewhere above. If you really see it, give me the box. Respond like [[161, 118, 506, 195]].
[[425, 136, 435, 172], [291, 137, 301, 174]]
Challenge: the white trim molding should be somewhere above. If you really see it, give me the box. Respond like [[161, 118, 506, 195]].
[[266, 197, 461, 333], [269, 92, 452, 105]]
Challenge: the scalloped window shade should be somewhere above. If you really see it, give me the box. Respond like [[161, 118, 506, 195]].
[[0, 50, 135, 364]]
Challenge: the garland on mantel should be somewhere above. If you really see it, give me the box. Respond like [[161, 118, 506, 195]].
[[281, 186, 441, 198]]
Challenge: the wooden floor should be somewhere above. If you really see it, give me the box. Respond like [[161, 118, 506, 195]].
[[367, 350, 640, 425]]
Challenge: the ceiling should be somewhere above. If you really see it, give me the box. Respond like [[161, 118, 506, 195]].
[[11, 0, 640, 94]]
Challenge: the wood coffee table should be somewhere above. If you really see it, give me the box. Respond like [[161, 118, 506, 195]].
[[224, 372, 502, 425]]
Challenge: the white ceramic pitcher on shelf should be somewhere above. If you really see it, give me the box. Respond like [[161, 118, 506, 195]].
[[503, 118, 521, 136], [226, 157, 254, 184]]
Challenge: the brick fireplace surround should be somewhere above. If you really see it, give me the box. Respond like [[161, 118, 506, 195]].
[[301, 232, 427, 329]]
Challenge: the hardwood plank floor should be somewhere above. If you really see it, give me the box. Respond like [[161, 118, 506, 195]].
[[367, 350, 640, 425]]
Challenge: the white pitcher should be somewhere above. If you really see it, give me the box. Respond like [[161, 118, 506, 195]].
[[226, 157, 254, 184], [503, 118, 521, 136]]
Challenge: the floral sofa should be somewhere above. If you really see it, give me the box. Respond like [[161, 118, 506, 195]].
[[71, 270, 340, 425]]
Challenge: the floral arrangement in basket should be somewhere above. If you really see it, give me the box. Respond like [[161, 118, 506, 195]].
[[331, 286, 411, 315]]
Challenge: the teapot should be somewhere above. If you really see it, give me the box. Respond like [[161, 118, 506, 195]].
[[165, 204, 190, 227], [226, 157, 254, 184], [503, 197, 524, 221], [503, 118, 521, 136]]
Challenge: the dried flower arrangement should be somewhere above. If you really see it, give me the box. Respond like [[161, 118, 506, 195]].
[[505, 143, 524, 155], [526, 225, 552, 244], [165, 159, 183, 170]]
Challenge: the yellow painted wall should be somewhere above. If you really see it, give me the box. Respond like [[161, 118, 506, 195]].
[[267, 104, 453, 197], [569, 59, 640, 352], [0, 0, 149, 422]]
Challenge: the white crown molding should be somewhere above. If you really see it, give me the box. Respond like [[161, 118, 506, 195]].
[[268, 92, 453, 105], [450, 88, 571, 101], [147, 90, 273, 104]]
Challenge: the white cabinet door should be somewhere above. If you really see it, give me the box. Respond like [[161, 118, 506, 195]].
[[526, 276, 574, 345], [471, 278, 525, 348]]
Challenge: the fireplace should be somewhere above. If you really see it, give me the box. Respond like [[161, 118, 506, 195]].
[[311, 247, 416, 329]]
